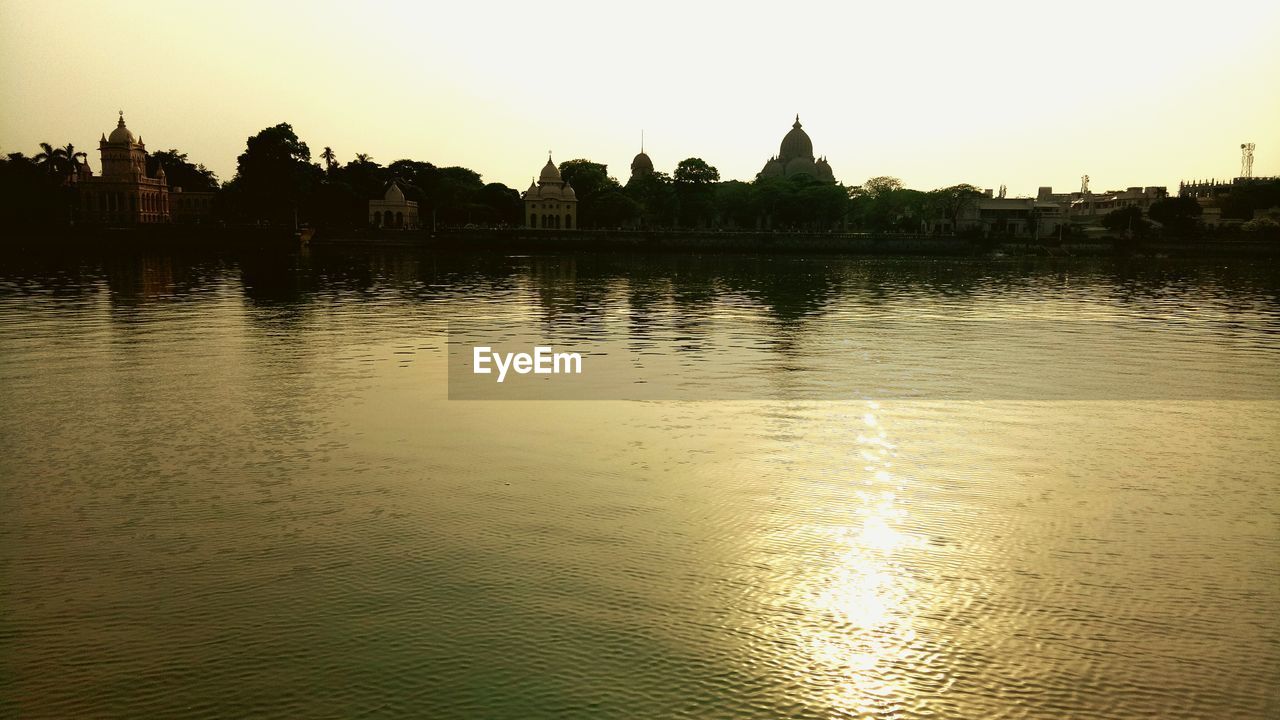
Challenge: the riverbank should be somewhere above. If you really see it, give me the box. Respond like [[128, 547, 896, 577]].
[[316, 227, 1279, 258], [2, 225, 1274, 259]]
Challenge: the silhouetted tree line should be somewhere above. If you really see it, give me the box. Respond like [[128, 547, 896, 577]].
[[215, 123, 523, 229], [571, 160, 947, 232], [9, 120, 1276, 236], [0, 123, 522, 230]]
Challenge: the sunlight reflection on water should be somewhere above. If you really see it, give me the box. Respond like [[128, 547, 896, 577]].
[[1, 251, 1277, 719]]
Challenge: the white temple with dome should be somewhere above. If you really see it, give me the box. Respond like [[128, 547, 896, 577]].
[[523, 155, 577, 229], [369, 179, 419, 229], [759, 115, 835, 183]]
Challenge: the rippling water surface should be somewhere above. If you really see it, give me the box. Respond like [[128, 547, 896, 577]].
[[2, 249, 1278, 719]]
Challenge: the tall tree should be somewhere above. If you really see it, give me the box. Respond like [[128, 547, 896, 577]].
[[0, 152, 66, 227], [1102, 206, 1148, 237], [1146, 196, 1202, 234], [714, 180, 757, 229], [320, 146, 337, 176], [148, 149, 219, 190], [229, 122, 322, 224], [32, 142, 67, 176], [331, 155, 387, 201], [61, 144, 87, 175], [476, 182, 522, 226], [862, 176, 903, 197], [623, 171, 675, 228], [927, 183, 983, 229], [673, 158, 719, 227], [558, 159, 622, 228]]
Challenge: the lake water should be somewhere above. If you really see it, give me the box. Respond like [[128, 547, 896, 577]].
[[2, 249, 1278, 719]]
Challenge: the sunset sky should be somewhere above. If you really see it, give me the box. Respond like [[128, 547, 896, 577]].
[[3, 0, 1278, 195]]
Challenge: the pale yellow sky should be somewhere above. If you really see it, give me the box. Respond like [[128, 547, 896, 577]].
[[2, 0, 1278, 195]]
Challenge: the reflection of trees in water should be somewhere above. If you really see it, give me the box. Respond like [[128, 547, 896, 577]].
[[718, 257, 842, 325], [0, 254, 103, 307], [9, 247, 1277, 327], [239, 250, 319, 308]]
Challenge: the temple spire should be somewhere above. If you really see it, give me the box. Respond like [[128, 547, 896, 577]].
[[793, 113, 801, 128]]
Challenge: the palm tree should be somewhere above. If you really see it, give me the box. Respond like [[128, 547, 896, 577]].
[[321, 146, 336, 175], [354, 153, 373, 164], [62, 143, 87, 174], [33, 142, 67, 175]]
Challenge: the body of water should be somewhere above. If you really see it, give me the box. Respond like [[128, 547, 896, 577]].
[[2, 249, 1277, 718]]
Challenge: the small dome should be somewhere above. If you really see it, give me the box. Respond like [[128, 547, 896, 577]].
[[778, 114, 813, 161], [562, 183, 577, 200], [785, 156, 817, 177], [384, 182, 405, 202], [539, 156, 561, 184], [524, 179, 538, 198], [814, 157, 835, 183], [760, 158, 784, 178], [630, 151, 653, 175], [108, 113, 135, 144]]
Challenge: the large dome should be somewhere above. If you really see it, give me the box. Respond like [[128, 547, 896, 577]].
[[108, 113, 135, 144], [539, 156, 561, 183], [778, 115, 813, 161]]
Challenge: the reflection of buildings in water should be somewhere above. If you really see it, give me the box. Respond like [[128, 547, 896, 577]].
[[527, 256, 603, 323], [104, 255, 176, 302], [624, 281, 664, 337]]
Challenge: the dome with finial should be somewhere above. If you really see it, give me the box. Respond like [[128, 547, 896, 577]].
[[562, 183, 577, 200], [779, 114, 814, 161], [539, 155, 561, 183], [108, 111, 135, 144], [815, 156, 834, 182], [631, 151, 653, 176]]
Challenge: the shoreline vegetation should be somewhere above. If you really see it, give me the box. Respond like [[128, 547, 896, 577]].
[[1, 225, 1275, 259], [6, 122, 1280, 254]]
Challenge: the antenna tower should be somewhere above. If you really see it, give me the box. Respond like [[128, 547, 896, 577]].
[[1240, 143, 1255, 178]]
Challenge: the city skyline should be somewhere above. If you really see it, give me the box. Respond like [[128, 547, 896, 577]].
[[3, 1, 1278, 195]]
